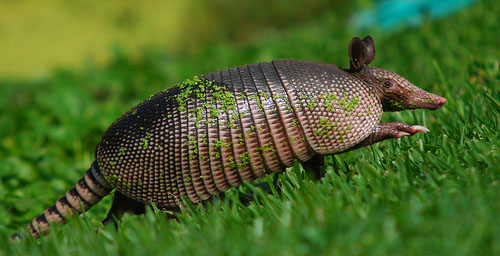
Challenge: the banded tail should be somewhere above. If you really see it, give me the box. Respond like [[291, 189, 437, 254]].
[[10, 162, 112, 240]]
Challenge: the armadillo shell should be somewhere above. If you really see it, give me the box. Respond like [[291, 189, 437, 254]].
[[95, 60, 382, 208]]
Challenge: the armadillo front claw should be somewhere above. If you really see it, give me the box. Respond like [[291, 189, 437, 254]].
[[390, 123, 429, 138], [379, 122, 429, 138], [410, 125, 430, 134], [395, 131, 411, 138]]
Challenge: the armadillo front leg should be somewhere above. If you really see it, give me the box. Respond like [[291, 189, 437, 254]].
[[354, 122, 429, 148], [302, 122, 429, 178]]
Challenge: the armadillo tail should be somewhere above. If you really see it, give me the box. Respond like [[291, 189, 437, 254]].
[[10, 161, 112, 240]]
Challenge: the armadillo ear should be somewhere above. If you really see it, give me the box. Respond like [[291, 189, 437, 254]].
[[348, 37, 368, 71], [362, 36, 376, 65]]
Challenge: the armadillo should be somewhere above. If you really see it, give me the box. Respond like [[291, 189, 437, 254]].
[[11, 36, 446, 240]]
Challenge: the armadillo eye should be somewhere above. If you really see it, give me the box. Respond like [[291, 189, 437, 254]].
[[383, 81, 393, 87]]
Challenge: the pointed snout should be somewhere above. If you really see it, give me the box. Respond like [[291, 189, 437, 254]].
[[412, 94, 446, 110], [427, 94, 446, 110], [433, 96, 446, 108]]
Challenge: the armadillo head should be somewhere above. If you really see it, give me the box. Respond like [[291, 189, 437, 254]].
[[347, 36, 446, 112], [367, 67, 446, 111]]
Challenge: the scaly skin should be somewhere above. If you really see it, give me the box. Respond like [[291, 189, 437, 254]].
[[11, 36, 445, 240], [96, 60, 384, 208]]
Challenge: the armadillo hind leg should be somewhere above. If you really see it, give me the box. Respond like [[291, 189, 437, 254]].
[[101, 191, 146, 227], [301, 154, 325, 180]]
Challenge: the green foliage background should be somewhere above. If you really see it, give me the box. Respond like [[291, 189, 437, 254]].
[[1, 0, 499, 254]]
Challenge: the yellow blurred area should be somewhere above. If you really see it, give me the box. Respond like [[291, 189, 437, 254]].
[[0, 0, 201, 77], [0, 0, 341, 78]]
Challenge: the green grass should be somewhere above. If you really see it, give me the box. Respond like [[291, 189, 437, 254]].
[[1, 0, 499, 255]]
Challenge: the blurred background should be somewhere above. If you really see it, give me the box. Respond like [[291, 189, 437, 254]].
[[0, 0, 475, 78], [0, 0, 350, 78]]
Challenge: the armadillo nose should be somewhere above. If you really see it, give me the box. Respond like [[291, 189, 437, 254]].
[[419, 94, 446, 110], [434, 96, 446, 108]]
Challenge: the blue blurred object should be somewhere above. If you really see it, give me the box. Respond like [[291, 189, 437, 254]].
[[351, 0, 476, 30]]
